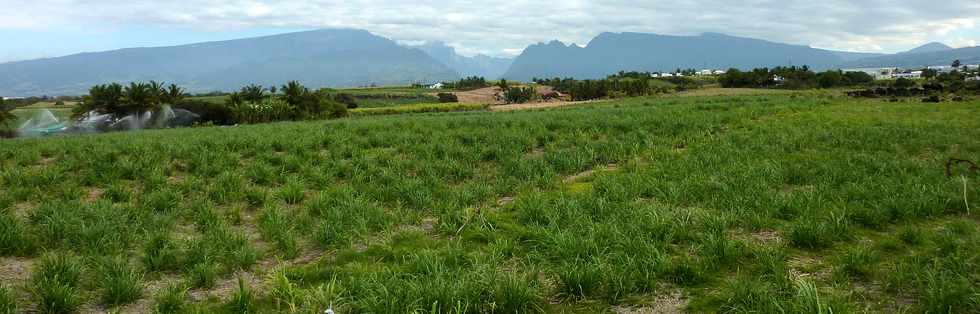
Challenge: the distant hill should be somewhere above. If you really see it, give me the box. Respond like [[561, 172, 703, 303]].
[[841, 46, 980, 68], [502, 32, 879, 81], [902, 42, 953, 54], [414, 42, 513, 79], [0, 29, 459, 97]]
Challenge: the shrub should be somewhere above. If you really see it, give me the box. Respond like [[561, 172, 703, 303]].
[[331, 93, 358, 109], [173, 99, 235, 125], [0, 98, 16, 136], [437, 93, 459, 103], [230, 98, 295, 124], [504, 87, 536, 104]]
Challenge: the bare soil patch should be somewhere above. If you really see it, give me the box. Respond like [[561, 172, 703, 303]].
[[612, 290, 687, 314], [564, 164, 619, 183], [451, 87, 504, 105]]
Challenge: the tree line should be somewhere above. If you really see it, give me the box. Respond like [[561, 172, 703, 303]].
[[718, 66, 875, 89], [533, 76, 691, 101], [440, 76, 489, 90], [76, 81, 352, 126]]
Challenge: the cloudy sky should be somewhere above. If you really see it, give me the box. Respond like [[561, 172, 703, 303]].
[[1, 0, 979, 62]]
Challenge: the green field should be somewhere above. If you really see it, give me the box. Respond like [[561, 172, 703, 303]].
[[1, 92, 978, 313], [187, 86, 442, 109]]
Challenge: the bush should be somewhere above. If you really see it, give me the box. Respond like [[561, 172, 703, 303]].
[[894, 78, 916, 89], [173, 100, 235, 125], [437, 93, 459, 103], [504, 87, 536, 104], [0, 98, 15, 137], [230, 98, 296, 124], [332, 93, 358, 109]]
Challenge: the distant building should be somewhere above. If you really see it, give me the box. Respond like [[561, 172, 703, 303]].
[[428, 83, 444, 89], [713, 70, 726, 75], [928, 65, 954, 73], [894, 71, 922, 79], [842, 68, 898, 80]]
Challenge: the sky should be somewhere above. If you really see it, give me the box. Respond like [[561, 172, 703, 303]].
[[1, 0, 979, 63]]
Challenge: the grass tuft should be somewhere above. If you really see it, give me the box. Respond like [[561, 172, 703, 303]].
[[98, 256, 144, 306], [31, 252, 84, 314]]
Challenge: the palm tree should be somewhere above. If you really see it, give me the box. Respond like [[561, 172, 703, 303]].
[[123, 82, 157, 115], [75, 83, 125, 119], [281, 81, 307, 106], [240, 84, 265, 103], [162, 84, 185, 105]]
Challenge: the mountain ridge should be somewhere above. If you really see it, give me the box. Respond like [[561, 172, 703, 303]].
[[0, 29, 459, 96], [502, 32, 879, 80]]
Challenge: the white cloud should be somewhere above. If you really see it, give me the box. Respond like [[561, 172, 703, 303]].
[[1, 0, 979, 57]]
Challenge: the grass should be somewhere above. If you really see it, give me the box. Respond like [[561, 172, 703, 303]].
[[187, 86, 443, 108], [350, 102, 488, 116], [0, 285, 16, 314], [98, 256, 144, 306], [0, 91, 978, 312], [31, 252, 84, 313]]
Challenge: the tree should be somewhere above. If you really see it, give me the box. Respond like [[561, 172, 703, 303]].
[[952, 59, 962, 69], [922, 68, 938, 79], [162, 84, 186, 105], [497, 79, 509, 90], [0, 97, 16, 130], [281, 81, 308, 107], [75, 83, 125, 118], [893, 78, 916, 89], [239, 84, 266, 103], [816, 70, 844, 88], [122, 82, 159, 115]]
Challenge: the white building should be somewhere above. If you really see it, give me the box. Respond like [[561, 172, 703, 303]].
[[894, 71, 922, 79], [713, 70, 726, 75], [428, 83, 444, 89], [842, 68, 898, 80], [928, 65, 954, 73]]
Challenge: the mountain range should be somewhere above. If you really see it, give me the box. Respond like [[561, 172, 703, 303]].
[[841, 45, 980, 69], [0, 29, 458, 96], [1, 28, 978, 97], [501, 32, 891, 80]]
